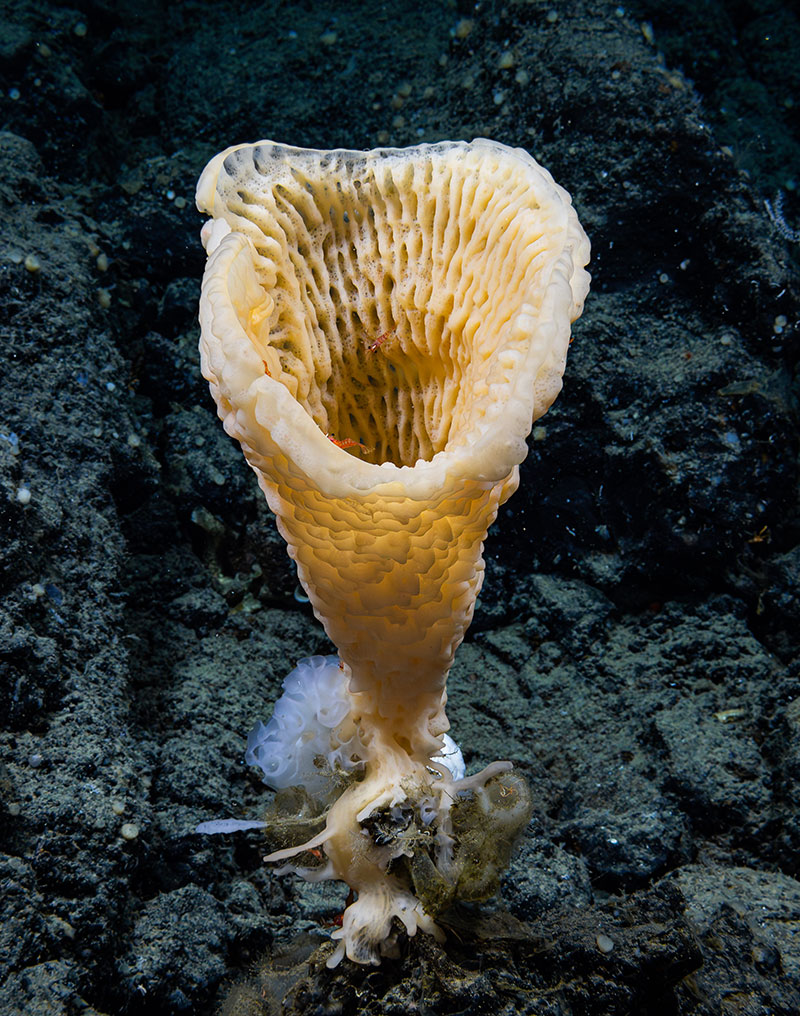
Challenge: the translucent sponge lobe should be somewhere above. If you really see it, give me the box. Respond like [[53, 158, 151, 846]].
[[245, 656, 363, 798]]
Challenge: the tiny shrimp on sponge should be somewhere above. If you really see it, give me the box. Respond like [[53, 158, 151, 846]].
[[195, 138, 589, 964]]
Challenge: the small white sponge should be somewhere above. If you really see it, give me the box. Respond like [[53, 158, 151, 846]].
[[245, 656, 365, 799]]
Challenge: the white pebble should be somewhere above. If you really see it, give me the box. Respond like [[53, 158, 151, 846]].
[[16, 486, 31, 505]]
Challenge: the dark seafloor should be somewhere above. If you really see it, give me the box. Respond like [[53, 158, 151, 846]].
[[1, 0, 799, 1013]]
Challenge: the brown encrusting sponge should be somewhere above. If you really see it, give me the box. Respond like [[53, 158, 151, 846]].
[[196, 138, 589, 965]]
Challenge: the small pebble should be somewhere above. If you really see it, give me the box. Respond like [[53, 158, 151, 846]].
[[74, 21, 87, 37], [24, 253, 41, 273], [16, 486, 31, 505], [29, 753, 44, 768], [714, 707, 746, 723], [111, 800, 126, 816], [96, 252, 109, 272], [596, 933, 615, 953], [120, 822, 140, 841], [498, 51, 515, 70], [454, 18, 474, 38], [50, 916, 75, 939], [320, 31, 337, 46]]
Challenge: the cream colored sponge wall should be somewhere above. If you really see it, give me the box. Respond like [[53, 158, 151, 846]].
[[197, 139, 589, 750]]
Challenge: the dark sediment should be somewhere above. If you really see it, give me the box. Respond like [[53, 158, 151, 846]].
[[1, 1, 799, 1013]]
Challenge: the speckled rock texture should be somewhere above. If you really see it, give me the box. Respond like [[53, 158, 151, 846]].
[[0, 1, 798, 1014]]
